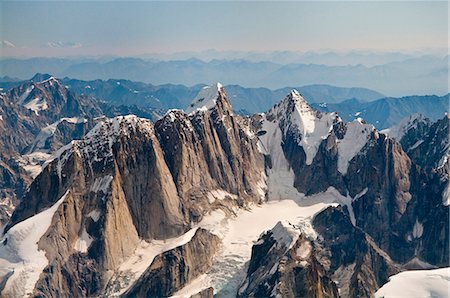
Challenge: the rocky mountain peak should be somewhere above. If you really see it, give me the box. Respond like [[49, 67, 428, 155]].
[[381, 113, 430, 140], [53, 115, 154, 167], [30, 73, 53, 83], [185, 82, 223, 114], [261, 90, 342, 165]]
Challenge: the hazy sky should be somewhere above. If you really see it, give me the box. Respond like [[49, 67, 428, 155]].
[[1, 1, 448, 57]]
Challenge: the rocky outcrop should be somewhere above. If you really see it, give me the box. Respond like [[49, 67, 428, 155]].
[[238, 221, 339, 298], [190, 287, 214, 298], [403, 114, 449, 170], [313, 206, 400, 297], [123, 228, 220, 298]]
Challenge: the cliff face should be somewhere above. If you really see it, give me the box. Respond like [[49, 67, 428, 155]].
[[154, 86, 265, 220], [312, 206, 400, 297], [123, 229, 220, 298]]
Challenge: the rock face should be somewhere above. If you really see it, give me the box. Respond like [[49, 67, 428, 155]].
[[238, 221, 339, 298], [154, 85, 265, 218], [124, 228, 220, 298], [402, 114, 449, 170], [190, 287, 214, 298], [313, 206, 400, 297]]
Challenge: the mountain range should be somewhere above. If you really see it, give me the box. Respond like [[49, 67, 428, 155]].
[[1, 54, 447, 96], [0, 76, 448, 297], [1, 74, 447, 130]]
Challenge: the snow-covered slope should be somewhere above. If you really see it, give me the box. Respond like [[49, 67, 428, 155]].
[[337, 118, 376, 175], [375, 267, 450, 298], [0, 190, 69, 297], [29, 117, 87, 153], [170, 187, 363, 297]]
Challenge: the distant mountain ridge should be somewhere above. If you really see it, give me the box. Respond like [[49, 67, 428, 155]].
[[313, 94, 449, 129], [0, 54, 447, 96], [2, 74, 447, 130], [0, 75, 384, 111]]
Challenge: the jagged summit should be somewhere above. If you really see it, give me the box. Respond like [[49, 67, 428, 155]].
[[381, 113, 429, 140], [262, 89, 342, 165], [47, 115, 153, 168], [185, 82, 223, 114], [30, 73, 53, 83]]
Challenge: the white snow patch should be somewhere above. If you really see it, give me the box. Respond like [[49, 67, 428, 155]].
[[375, 267, 450, 298], [87, 210, 101, 222], [74, 226, 93, 253], [257, 114, 298, 201], [337, 119, 375, 175], [0, 190, 69, 298], [409, 139, 424, 150], [90, 175, 113, 194], [296, 240, 312, 260], [0, 115, 3, 121], [17, 85, 35, 105], [23, 97, 48, 115], [353, 187, 368, 201], [412, 219, 424, 239], [207, 189, 237, 204], [443, 181, 450, 207], [186, 83, 222, 114], [16, 151, 52, 179], [271, 221, 301, 250], [30, 117, 87, 152]]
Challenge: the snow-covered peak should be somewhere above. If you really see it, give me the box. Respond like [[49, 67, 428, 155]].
[[381, 113, 428, 140], [85, 115, 153, 140], [263, 90, 341, 165], [288, 89, 310, 106], [38, 76, 58, 85], [30, 73, 53, 83], [185, 83, 223, 114], [44, 115, 154, 180]]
